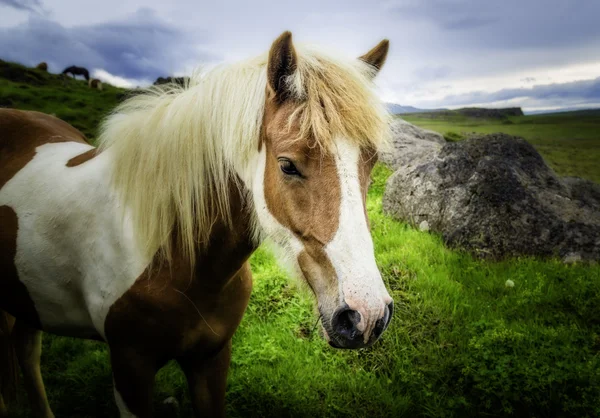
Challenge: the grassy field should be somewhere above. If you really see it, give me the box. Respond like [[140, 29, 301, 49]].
[[2, 61, 599, 417], [402, 111, 600, 183], [0, 60, 125, 139]]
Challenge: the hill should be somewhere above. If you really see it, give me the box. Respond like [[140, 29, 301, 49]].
[[405, 106, 524, 119], [402, 109, 600, 183], [385, 103, 444, 114], [0, 59, 125, 140]]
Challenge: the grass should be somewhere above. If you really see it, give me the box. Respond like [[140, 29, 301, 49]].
[[2, 60, 599, 417], [402, 111, 600, 183], [0, 60, 125, 140]]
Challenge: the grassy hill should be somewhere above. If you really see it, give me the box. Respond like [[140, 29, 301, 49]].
[[0, 59, 125, 140], [1, 60, 599, 418], [403, 110, 600, 183]]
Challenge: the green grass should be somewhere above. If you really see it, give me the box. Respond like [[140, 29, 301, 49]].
[[2, 60, 599, 417], [402, 111, 600, 183], [0, 60, 125, 140], [7, 165, 600, 418]]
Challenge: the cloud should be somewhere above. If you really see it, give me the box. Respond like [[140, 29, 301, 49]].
[[91, 69, 150, 89], [0, 8, 218, 81], [414, 77, 600, 111], [386, 0, 600, 49], [0, 0, 46, 14]]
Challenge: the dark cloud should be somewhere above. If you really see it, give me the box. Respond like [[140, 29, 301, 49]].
[[0, 8, 218, 80], [0, 0, 46, 14], [429, 77, 600, 108], [389, 0, 600, 49]]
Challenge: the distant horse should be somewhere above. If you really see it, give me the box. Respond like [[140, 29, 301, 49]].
[[61, 65, 89, 81], [0, 32, 393, 418], [35, 62, 47, 72], [88, 78, 103, 91], [154, 76, 189, 87]]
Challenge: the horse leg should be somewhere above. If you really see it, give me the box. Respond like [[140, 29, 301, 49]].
[[12, 321, 54, 418], [110, 346, 158, 418], [0, 311, 16, 418], [177, 340, 231, 418]]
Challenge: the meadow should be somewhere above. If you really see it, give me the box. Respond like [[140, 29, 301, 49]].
[[2, 62, 599, 417], [402, 111, 600, 183]]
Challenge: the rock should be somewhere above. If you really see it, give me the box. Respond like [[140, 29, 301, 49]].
[[382, 133, 600, 260], [419, 220, 430, 232], [158, 396, 179, 417], [562, 252, 582, 264], [379, 118, 445, 171]]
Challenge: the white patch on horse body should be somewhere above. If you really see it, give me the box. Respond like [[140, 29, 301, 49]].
[[325, 139, 391, 342], [0, 142, 147, 339], [113, 385, 137, 418]]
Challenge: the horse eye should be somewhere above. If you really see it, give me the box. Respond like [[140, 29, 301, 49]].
[[278, 158, 301, 176]]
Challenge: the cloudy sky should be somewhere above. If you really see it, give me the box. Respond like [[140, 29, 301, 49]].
[[1, 0, 599, 112]]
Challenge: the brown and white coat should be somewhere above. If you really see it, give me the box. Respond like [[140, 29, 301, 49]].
[[0, 32, 393, 418]]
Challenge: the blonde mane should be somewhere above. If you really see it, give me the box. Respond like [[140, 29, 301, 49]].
[[98, 44, 390, 266]]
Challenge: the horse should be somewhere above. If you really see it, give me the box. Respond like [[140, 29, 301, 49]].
[[35, 62, 48, 72], [0, 31, 393, 418], [89, 78, 103, 91], [61, 65, 89, 81], [153, 76, 189, 87]]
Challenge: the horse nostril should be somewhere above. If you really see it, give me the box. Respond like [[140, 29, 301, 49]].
[[386, 301, 394, 328], [332, 307, 362, 341], [373, 303, 392, 339]]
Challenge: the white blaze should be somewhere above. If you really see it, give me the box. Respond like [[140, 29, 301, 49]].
[[325, 139, 391, 342]]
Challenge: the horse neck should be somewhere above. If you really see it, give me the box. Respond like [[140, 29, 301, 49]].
[[165, 176, 257, 292]]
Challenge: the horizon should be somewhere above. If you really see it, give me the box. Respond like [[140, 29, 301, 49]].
[[1, 0, 599, 113]]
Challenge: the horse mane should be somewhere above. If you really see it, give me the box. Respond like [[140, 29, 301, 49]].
[[98, 44, 390, 266]]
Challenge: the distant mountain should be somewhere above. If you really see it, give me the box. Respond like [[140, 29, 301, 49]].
[[386, 103, 446, 114], [525, 107, 600, 115]]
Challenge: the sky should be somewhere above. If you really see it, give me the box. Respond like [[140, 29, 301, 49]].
[[1, 0, 599, 112]]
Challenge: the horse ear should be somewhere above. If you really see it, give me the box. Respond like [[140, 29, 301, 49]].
[[359, 39, 390, 76], [267, 31, 297, 101]]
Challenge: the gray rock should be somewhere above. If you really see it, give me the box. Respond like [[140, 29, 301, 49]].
[[419, 220, 430, 232], [382, 133, 600, 260], [158, 396, 179, 417], [562, 252, 582, 264], [379, 119, 445, 171]]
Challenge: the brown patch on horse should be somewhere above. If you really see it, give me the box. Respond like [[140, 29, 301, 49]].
[[0, 206, 41, 329], [104, 179, 255, 416], [0, 109, 89, 189], [261, 97, 343, 303], [66, 148, 97, 167], [262, 100, 342, 242]]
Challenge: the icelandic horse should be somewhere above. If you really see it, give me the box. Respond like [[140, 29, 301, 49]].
[[0, 32, 394, 417], [61, 65, 90, 81]]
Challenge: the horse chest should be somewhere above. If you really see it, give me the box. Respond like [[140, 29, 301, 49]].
[[104, 262, 253, 358]]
